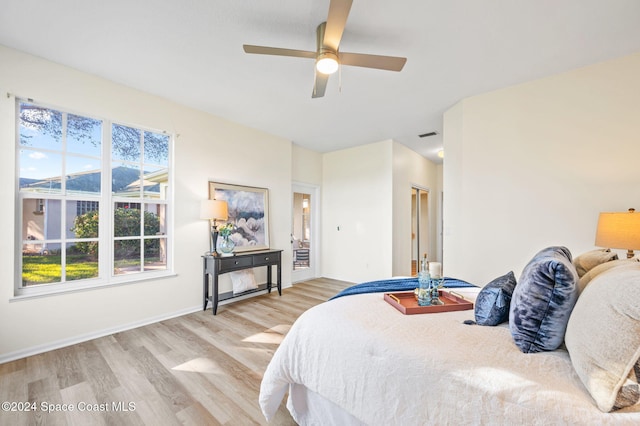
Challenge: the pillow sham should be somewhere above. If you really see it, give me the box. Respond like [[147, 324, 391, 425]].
[[573, 248, 618, 277], [509, 246, 579, 353], [565, 264, 640, 412], [474, 271, 517, 326], [578, 257, 640, 294]]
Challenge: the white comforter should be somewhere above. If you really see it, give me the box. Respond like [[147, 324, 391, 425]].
[[259, 290, 640, 425]]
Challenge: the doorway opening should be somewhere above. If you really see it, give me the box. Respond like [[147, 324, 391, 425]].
[[292, 183, 319, 282], [411, 187, 429, 276], [292, 192, 311, 270]]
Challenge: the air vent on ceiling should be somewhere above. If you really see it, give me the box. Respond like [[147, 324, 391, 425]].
[[418, 131, 438, 138]]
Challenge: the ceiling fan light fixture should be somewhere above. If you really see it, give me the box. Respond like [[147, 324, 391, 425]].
[[243, 0, 405, 97], [316, 52, 339, 74]]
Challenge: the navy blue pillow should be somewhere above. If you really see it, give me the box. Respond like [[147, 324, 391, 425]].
[[474, 271, 517, 326], [509, 246, 579, 353]]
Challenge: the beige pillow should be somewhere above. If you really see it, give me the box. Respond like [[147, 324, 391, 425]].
[[578, 258, 640, 294], [565, 263, 640, 412], [230, 269, 258, 294], [573, 248, 618, 277]]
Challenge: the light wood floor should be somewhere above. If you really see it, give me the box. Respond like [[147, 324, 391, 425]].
[[0, 278, 351, 426]]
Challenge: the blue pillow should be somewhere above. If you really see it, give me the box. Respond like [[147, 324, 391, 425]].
[[509, 246, 579, 353], [474, 271, 517, 326]]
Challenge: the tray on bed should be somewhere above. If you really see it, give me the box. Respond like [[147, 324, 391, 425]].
[[384, 290, 474, 315]]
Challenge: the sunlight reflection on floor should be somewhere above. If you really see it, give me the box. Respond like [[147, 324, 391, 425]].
[[242, 324, 291, 344], [172, 357, 224, 374]]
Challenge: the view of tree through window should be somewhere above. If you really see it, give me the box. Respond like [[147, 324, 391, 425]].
[[17, 100, 171, 291]]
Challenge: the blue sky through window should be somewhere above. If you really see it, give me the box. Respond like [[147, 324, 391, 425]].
[[19, 102, 103, 181]]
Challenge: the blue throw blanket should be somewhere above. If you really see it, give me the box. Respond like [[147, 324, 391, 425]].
[[329, 277, 476, 300]]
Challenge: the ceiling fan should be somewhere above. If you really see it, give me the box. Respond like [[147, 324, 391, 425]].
[[243, 0, 407, 98]]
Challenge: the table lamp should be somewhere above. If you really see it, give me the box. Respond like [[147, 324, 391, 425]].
[[199, 199, 228, 255], [595, 208, 640, 259]]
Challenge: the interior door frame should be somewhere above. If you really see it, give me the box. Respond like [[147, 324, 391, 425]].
[[292, 182, 320, 283], [411, 185, 430, 274]]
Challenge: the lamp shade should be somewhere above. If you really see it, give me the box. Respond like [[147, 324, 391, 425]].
[[199, 199, 228, 221], [595, 209, 640, 257]]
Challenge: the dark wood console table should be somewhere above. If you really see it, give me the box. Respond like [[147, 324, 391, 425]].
[[202, 249, 282, 315]]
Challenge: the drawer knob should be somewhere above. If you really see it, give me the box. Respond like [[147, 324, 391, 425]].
[[265, 257, 269, 260], [234, 261, 239, 265]]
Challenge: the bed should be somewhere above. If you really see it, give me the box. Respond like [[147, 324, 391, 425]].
[[259, 247, 640, 425]]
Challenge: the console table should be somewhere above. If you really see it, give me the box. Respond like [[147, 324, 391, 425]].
[[202, 249, 282, 315]]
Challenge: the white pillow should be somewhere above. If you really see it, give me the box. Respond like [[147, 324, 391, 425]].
[[565, 263, 640, 412], [230, 269, 258, 294]]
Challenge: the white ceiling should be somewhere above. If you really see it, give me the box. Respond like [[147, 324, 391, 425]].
[[2, 1, 640, 164]]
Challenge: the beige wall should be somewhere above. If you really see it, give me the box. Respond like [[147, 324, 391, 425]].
[[321, 141, 394, 283], [435, 164, 444, 262], [292, 144, 323, 185], [321, 140, 441, 283], [292, 144, 323, 279], [392, 142, 441, 276], [0, 45, 292, 360], [443, 52, 640, 285]]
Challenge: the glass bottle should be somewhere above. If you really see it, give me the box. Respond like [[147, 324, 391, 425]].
[[417, 254, 431, 306]]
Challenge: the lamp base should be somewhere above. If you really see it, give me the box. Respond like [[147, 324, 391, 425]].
[[211, 229, 220, 255]]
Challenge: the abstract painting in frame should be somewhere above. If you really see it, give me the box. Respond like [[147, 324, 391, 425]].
[[208, 182, 270, 253]]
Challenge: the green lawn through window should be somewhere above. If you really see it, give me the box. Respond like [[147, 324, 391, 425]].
[[22, 255, 98, 285]]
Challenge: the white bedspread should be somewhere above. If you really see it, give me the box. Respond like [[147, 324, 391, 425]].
[[259, 291, 640, 425]]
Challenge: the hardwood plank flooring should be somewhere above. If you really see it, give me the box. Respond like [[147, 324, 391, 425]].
[[0, 278, 351, 426]]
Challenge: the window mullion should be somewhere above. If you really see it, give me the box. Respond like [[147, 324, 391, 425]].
[[139, 130, 145, 268], [60, 199, 67, 282], [59, 113, 67, 282], [101, 121, 112, 280], [61, 112, 68, 194]]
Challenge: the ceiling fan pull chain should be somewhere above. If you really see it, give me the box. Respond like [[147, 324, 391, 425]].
[[339, 63, 342, 94]]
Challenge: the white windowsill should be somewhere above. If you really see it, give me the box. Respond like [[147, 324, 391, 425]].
[[10, 271, 177, 302]]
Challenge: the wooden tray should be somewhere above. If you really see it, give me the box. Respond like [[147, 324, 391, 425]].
[[384, 290, 474, 315]]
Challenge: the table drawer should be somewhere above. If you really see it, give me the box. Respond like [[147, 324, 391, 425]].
[[219, 256, 253, 272], [253, 252, 280, 266]]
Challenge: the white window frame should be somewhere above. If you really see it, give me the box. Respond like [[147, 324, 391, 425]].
[[14, 99, 174, 298]]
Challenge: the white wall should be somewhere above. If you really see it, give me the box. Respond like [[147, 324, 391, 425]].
[[392, 142, 441, 276], [443, 52, 640, 285], [321, 140, 441, 283], [322, 141, 394, 283], [0, 45, 292, 361]]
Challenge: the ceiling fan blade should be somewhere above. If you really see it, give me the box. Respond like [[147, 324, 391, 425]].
[[243, 44, 316, 59], [312, 71, 329, 98], [339, 52, 407, 71], [323, 0, 353, 51]]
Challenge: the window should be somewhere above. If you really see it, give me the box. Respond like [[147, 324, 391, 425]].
[[110, 123, 170, 276], [17, 100, 172, 295], [35, 199, 45, 214], [77, 200, 99, 215]]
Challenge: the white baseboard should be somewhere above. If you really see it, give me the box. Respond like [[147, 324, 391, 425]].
[[0, 304, 202, 364], [1, 283, 293, 365]]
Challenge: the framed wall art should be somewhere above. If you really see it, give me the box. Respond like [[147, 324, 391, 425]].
[[208, 182, 270, 253]]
